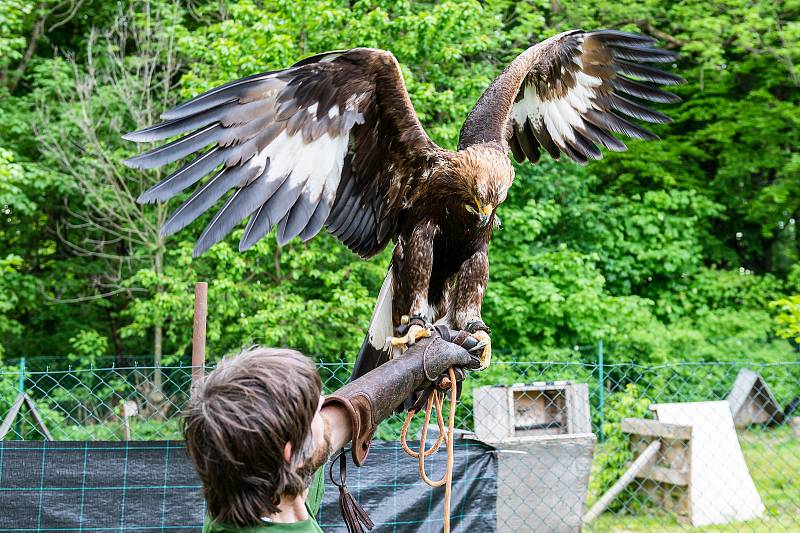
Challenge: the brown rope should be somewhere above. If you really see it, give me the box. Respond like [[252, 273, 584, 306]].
[[399, 367, 457, 533]]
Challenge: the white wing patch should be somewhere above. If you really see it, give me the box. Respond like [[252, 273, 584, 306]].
[[247, 123, 350, 209], [510, 45, 603, 148], [499, 30, 683, 166]]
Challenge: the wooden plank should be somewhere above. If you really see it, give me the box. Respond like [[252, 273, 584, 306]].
[[24, 394, 53, 441], [496, 433, 595, 533], [0, 393, 26, 439], [474, 386, 512, 441], [491, 433, 595, 447], [622, 417, 692, 440], [567, 383, 592, 434], [583, 439, 661, 523], [636, 465, 689, 486]]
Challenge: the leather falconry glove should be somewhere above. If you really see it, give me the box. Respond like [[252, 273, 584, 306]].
[[405, 325, 482, 412], [325, 329, 481, 533], [323, 328, 481, 466]]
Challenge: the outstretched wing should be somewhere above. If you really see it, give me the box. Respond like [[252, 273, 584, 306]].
[[124, 48, 439, 258], [458, 30, 684, 163]]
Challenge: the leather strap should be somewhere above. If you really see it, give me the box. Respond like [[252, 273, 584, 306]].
[[408, 314, 427, 328], [329, 449, 374, 533]]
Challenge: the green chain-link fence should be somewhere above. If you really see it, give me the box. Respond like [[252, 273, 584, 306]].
[[1, 354, 799, 531]]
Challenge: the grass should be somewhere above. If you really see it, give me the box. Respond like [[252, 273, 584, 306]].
[[587, 425, 800, 532], [7, 418, 182, 441]]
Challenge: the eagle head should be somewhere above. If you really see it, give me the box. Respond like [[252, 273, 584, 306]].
[[452, 144, 515, 227]]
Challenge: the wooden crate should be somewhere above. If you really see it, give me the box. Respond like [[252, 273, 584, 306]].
[[474, 382, 591, 442], [727, 368, 785, 428], [621, 418, 692, 522]]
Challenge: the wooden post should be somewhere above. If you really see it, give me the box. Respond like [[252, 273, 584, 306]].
[[15, 357, 25, 438], [192, 282, 208, 390], [121, 400, 138, 441], [583, 439, 661, 523]]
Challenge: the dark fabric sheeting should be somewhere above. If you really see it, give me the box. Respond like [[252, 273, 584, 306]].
[[0, 440, 496, 532], [318, 441, 497, 532], [0, 441, 202, 532]]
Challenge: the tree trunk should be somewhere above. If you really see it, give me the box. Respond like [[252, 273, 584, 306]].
[[8, 15, 46, 91], [110, 312, 124, 365]]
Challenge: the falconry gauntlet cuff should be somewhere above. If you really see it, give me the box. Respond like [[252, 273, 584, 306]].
[[323, 331, 480, 465]]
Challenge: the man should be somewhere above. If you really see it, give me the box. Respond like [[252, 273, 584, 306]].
[[183, 328, 480, 531]]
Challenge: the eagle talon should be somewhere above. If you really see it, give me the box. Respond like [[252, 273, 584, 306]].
[[471, 330, 492, 370], [388, 323, 432, 356]]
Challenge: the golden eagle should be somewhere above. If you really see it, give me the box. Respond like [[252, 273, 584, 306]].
[[125, 29, 683, 377]]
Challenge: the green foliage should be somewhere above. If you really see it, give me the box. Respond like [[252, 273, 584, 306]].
[[0, 147, 31, 214], [0, 0, 30, 70], [771, 295, 800, 343], [68, 329, 110, 368], [0, 0, 797, 375], [0, 254, 36, 357], [0, 362, 20, 418], [48, 418, 183, 441]]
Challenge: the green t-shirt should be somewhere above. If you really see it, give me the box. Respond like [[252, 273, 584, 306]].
[[203, 468, 324, 532]]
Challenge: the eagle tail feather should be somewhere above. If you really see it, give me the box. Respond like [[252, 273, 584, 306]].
[[350, 269, 394, 381]]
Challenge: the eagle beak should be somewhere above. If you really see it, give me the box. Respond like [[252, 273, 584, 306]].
[[470, 196, 493, 227], [479, 205, 493, 227]]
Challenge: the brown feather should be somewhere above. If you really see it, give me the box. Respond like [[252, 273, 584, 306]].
[[459, 28, 683, 166]]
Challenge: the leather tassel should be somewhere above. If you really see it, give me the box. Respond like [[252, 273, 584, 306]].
[[329, 449, 374, 533]]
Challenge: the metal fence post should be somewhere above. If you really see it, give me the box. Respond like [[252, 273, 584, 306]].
[[598, 340, 605, 442]]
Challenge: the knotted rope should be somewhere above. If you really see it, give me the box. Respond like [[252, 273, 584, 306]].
[[399, 367, 458, 533]]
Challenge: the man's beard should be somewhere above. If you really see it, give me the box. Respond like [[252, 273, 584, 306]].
[[296, 423, 332, 487]]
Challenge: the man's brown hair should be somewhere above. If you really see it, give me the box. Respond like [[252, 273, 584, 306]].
[[183, 347, 322, 526]]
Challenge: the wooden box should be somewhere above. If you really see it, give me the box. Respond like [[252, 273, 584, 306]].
[[473, 382, 591, 442], [496, 434, 596, 533], [727, 368, 785, 428]]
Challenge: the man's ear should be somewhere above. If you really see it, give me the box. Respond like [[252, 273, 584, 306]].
[[283, 442, 292, 465]]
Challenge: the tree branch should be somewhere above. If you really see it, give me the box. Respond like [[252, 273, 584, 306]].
[[635, 20, 687, 48]]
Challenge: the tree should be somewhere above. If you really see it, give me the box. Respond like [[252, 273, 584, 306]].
[[35, 1, 187, 391], [0, 0, 87, 93], [0, 0, 796, 369]]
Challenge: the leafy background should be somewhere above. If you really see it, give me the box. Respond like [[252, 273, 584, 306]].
[[1, 0, 798, 369]]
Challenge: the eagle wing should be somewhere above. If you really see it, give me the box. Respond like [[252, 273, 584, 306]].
[[458, 30, 684, 163], [124, 49, 439, 258]]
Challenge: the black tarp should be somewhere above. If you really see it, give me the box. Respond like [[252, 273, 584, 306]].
[[0, 440, 496, 532]]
